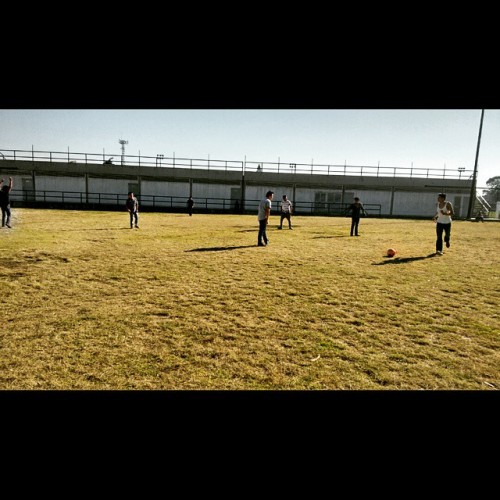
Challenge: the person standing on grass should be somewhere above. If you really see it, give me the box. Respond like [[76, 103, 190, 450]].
[[278, 194, 293, 229], [126, 192, 139, 229], [257, 190, 274, 246], [187, 196, 195, 216], [0, 177, 13, 228], [433, 192, 454, 255], [346, 196, 366, 236]]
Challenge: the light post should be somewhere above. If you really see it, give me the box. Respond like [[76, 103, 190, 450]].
[[466, 109, 485, 219], [119, 139, 128, 166]]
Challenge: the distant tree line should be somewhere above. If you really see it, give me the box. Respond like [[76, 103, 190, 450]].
[[482, 176, 500, 206]]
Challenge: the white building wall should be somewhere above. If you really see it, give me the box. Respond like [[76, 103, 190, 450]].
[[244, 186, 278, 213], [34, 175, 86, 203], [292, 187, 316, 204], [7, 164, 472, 217], [88, 178, 132, 194], [355, 190, 392, 214], [392, 191, 466, 217], [142, 180, 190, 197], [139, 180, 190, 208], [35, 175, 85, 192], [245, 185, 281, 201], [392, 192, 437, 216], [193, 183, 238, 199], [192, 183, 241, 210]]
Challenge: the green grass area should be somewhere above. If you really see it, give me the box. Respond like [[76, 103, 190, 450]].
[[0, 208, 499, 389]]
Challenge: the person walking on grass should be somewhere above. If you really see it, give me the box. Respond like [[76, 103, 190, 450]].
[[0, 177, 13, 228], [346, 196, 366, 236], [187, 196, 194, 216], [257, 190, 274, 246], [278, 194, 293, 229], [433, 192, 454, 255], [126, 192, 139, 229]]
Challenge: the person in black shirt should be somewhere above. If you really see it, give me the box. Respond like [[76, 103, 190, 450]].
[[0, 177, 13, 228], [346, 197, 366, 236], [187, 197, 195, 216]]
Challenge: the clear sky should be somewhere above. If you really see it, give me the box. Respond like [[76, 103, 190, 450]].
[[1, 109, 498, 188]]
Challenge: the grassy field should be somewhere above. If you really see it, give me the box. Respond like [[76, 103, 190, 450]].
[[0, 208, 498, 390]]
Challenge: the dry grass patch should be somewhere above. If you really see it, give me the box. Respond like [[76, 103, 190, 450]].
[[0, 208, 499, 390]]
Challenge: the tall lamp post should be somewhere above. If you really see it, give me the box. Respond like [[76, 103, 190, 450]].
[[466, 109, 485, 219], [119, 139, 128, 166]]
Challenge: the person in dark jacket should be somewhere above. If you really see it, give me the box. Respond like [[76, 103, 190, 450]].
[[187, 197, 195, 216], [346, 197, 366, 236], [0, 177, 13, 228]]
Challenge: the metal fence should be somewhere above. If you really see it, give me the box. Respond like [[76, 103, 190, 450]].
[[0, 148, 474, 180], [9, 189, 382, 216]]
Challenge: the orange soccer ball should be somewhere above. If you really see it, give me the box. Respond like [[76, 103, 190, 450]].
[[387, 248, 397, 257]]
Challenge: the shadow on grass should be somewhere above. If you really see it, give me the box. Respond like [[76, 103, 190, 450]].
[[238, 227, 300, 233], [372, 253, 437, 265], [59, 227, 133, 231], [186, 245, 257, 252], [313, 235, 350, 239]]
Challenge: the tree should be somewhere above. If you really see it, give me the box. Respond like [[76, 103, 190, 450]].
[[482, 176, 500, 206]]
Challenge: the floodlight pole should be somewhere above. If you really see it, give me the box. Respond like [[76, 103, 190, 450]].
[[466, 109, 485, 220], [119, 139, 128, 166]]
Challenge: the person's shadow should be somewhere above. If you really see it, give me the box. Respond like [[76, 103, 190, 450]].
[[185, 245, 256, 252], [372, 253, 437, 265]]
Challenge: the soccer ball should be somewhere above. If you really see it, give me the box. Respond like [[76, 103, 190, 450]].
[[387, 248, 397, 257]]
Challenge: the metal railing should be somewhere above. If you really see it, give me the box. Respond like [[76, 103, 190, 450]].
[[8, 188, 382, 216], [0, 148, 474, 180]]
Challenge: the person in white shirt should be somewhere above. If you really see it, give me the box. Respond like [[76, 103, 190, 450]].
[[278, 194, 293, 230], [432, 192, 454, 255]]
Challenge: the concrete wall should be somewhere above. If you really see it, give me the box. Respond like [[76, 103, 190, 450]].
[[193, 182, 238, 199], [142, 180, 190, 198], [357, 190, 392, 213], [34, 175, 85, 192]]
